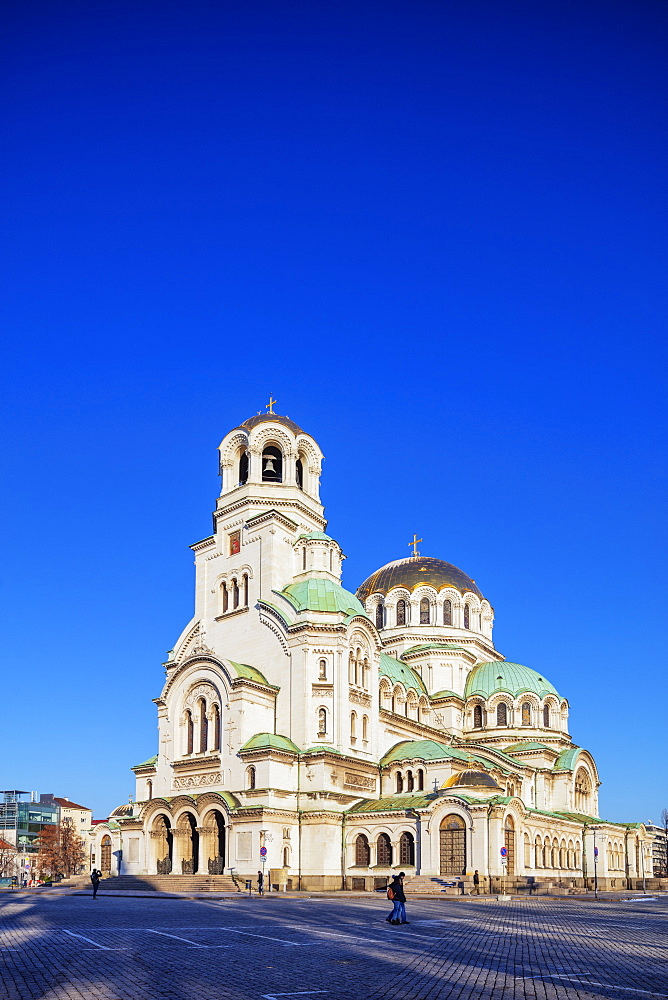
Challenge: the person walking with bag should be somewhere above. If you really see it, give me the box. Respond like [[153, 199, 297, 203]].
[[385, 872, 408, 925]]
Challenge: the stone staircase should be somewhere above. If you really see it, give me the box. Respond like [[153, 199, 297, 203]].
[[404, 876, 463, 894], [98, 874, 243, 893]]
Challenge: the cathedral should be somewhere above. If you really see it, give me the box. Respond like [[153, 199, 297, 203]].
[[90, 408, 652, 891]]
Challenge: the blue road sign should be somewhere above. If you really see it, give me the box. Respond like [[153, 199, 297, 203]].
[[500, 847, 508, 857], [260, 847, 267, 857]]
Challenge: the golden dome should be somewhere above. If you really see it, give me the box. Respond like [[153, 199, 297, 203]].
[[356, 556, 483, 602], [442, 769, 501, 791]]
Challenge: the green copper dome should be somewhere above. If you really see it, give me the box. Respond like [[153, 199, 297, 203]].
[[280, 579, 367, 617], [465, 661, 560, 700]]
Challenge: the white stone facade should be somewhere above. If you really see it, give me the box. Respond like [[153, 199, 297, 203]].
[[91, 410, 652, 891]]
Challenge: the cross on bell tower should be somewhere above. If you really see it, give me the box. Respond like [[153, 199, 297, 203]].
[[265, 395, 277, 415]]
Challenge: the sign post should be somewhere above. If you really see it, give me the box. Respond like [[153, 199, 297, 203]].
[[498, 846, 510, 901], [260, 846, 267, 893]]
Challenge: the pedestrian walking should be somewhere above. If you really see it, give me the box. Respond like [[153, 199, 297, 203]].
[[385, 872, 408, 925], [257, 870, 264, 895], [473, 870, 481, 894], [90, 869, 102, 899]]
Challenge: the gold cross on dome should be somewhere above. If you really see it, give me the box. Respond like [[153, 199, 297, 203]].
[[266, 395, 277, 415], [408, 533, 422, 557]]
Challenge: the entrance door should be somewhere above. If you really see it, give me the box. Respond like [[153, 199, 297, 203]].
[[504, 823, 515, 875], [100, 836, 112, 873], [439, 814, 466, 876]]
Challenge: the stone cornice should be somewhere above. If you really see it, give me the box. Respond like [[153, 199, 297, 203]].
[[191, 536, 216, 552], [171, 755, 221, 772], [214, 496, 327, 531]]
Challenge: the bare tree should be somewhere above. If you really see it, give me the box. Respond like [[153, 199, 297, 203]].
[[0, 839, 17, 879], [36, 819, 87, 879]]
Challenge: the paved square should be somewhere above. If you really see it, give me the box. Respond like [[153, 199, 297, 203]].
[[1, 891, 667, 1000]]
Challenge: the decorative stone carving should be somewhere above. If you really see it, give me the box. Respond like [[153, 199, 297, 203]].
[[173, 772, 222, 790], [350, 690, 371, 707], [343, 772, 376, 791]]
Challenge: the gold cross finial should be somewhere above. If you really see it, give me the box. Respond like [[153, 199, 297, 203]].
[[408, 533, 422, 557], [266, 395, 277, 415]]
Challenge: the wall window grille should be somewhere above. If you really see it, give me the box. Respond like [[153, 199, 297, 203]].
[[521, 702, 531, 725], [473, 705, 483, 728], [443, 599, 452, 625], [375, 603, 383, 629], [355, 834, 370, 866], [419, 598, 430, 624], [496, 702, 508, 726], [318, 708, 327, 735], [399, 831, 415, 866], [199, 698, 208, 753], [543, 704, 550, 727], [463, 604, 470, 629], [186, 711, 194, 755], [396, 600, 406, 626], [376, 833, 392, 866], [318, 659, 327, 680]]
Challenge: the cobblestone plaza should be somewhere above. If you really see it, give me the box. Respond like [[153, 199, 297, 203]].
[[1, 891, 667, 1000]]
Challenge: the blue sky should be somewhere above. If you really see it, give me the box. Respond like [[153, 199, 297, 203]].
[[1, 0, 666, 822]]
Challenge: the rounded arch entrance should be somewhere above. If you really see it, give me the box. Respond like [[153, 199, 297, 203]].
[[151, 813, 173, 875], [175, 812, 199, 874], [201, 808, 227, 874], [439, 813, 466, 876], [100, 835, 112, 875]]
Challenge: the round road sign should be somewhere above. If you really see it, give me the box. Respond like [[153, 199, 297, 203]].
[[500, 847, 508, 857], [259, 847, 267, 857]]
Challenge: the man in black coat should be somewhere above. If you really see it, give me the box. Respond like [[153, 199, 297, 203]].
[[90, 869, 102, 899]]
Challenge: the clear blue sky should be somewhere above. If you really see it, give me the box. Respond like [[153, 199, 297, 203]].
[[1, 1, 666, 822]]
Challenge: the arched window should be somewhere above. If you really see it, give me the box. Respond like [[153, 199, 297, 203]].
[[186, 711, 194, 755], [521, 702, 531, 726], [212, 704, 221, 751], [283, 845, 290, 867], [243, 574, 249, 606], [496, 702, 508, 727], [535, 836, 542, 867], [318, 658, 327, 680], [543, 704, 550, 727], [463, 604, 470, 629], [419, 598, 430, 624], [261, 446, 283, 482], [318, 707, 327, 735], [396, 600, 406, 626], [238, 450, 249, 486], [199, 698, 208, 753], [396, 772, 404, 793], [147, 779, 153, 800], [222, 583, 228, 613], [377, 833, 392, 866], [302, 546, 307, 571], [362, 658, 369, 691], [443, 599, 452, 626], [350, 712, 357, 743], [375, 603, 383, 629], [362, 715, 368, 741], [406, 770, 414, 792], [233, 578, 239, 609], [399, 832, 415, 866], [574, 768, 591, 812], [296, 457, 303, 490], [416, 768, 424, 791], [355, 834, 370, 866], [473, 705, 483, 728], [524, 833, 531, 868], [246, 766, 256, 790]]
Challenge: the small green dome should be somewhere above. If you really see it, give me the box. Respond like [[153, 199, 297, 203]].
[[297, 531, 334, 542], [465, 661, 559, 700], [280, 579, 367, 617]]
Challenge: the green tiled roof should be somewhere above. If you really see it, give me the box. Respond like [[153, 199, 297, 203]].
[[302, 746, 344, 755], [227, 660, 275, 687], [505, 742, 552, 753], [465, 661, 560, 700], [380, 653, 427, 694], [278, 579, 367, 617], [381, 739, 488, 767], [348, 794, 438, 813], [430, 690, 462, 700], [258, 600, 294, 627], [554, 747, 582, 771], [403, 644, 468, 655], [132, 755, 158, 770], [297, 531, 334, 541], [240, 733, 301, 754]]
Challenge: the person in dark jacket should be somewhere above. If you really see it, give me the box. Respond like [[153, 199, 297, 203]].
[[90, 869, 102, 899], [257, 870, 264, 895], [385, 872, 408, 924], [473, 870, 481, 894]]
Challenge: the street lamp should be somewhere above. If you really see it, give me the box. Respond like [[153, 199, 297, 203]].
[[588, 826, 601, 900]]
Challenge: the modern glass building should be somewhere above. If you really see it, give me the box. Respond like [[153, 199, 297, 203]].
[[0, 791, 60, 853]]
